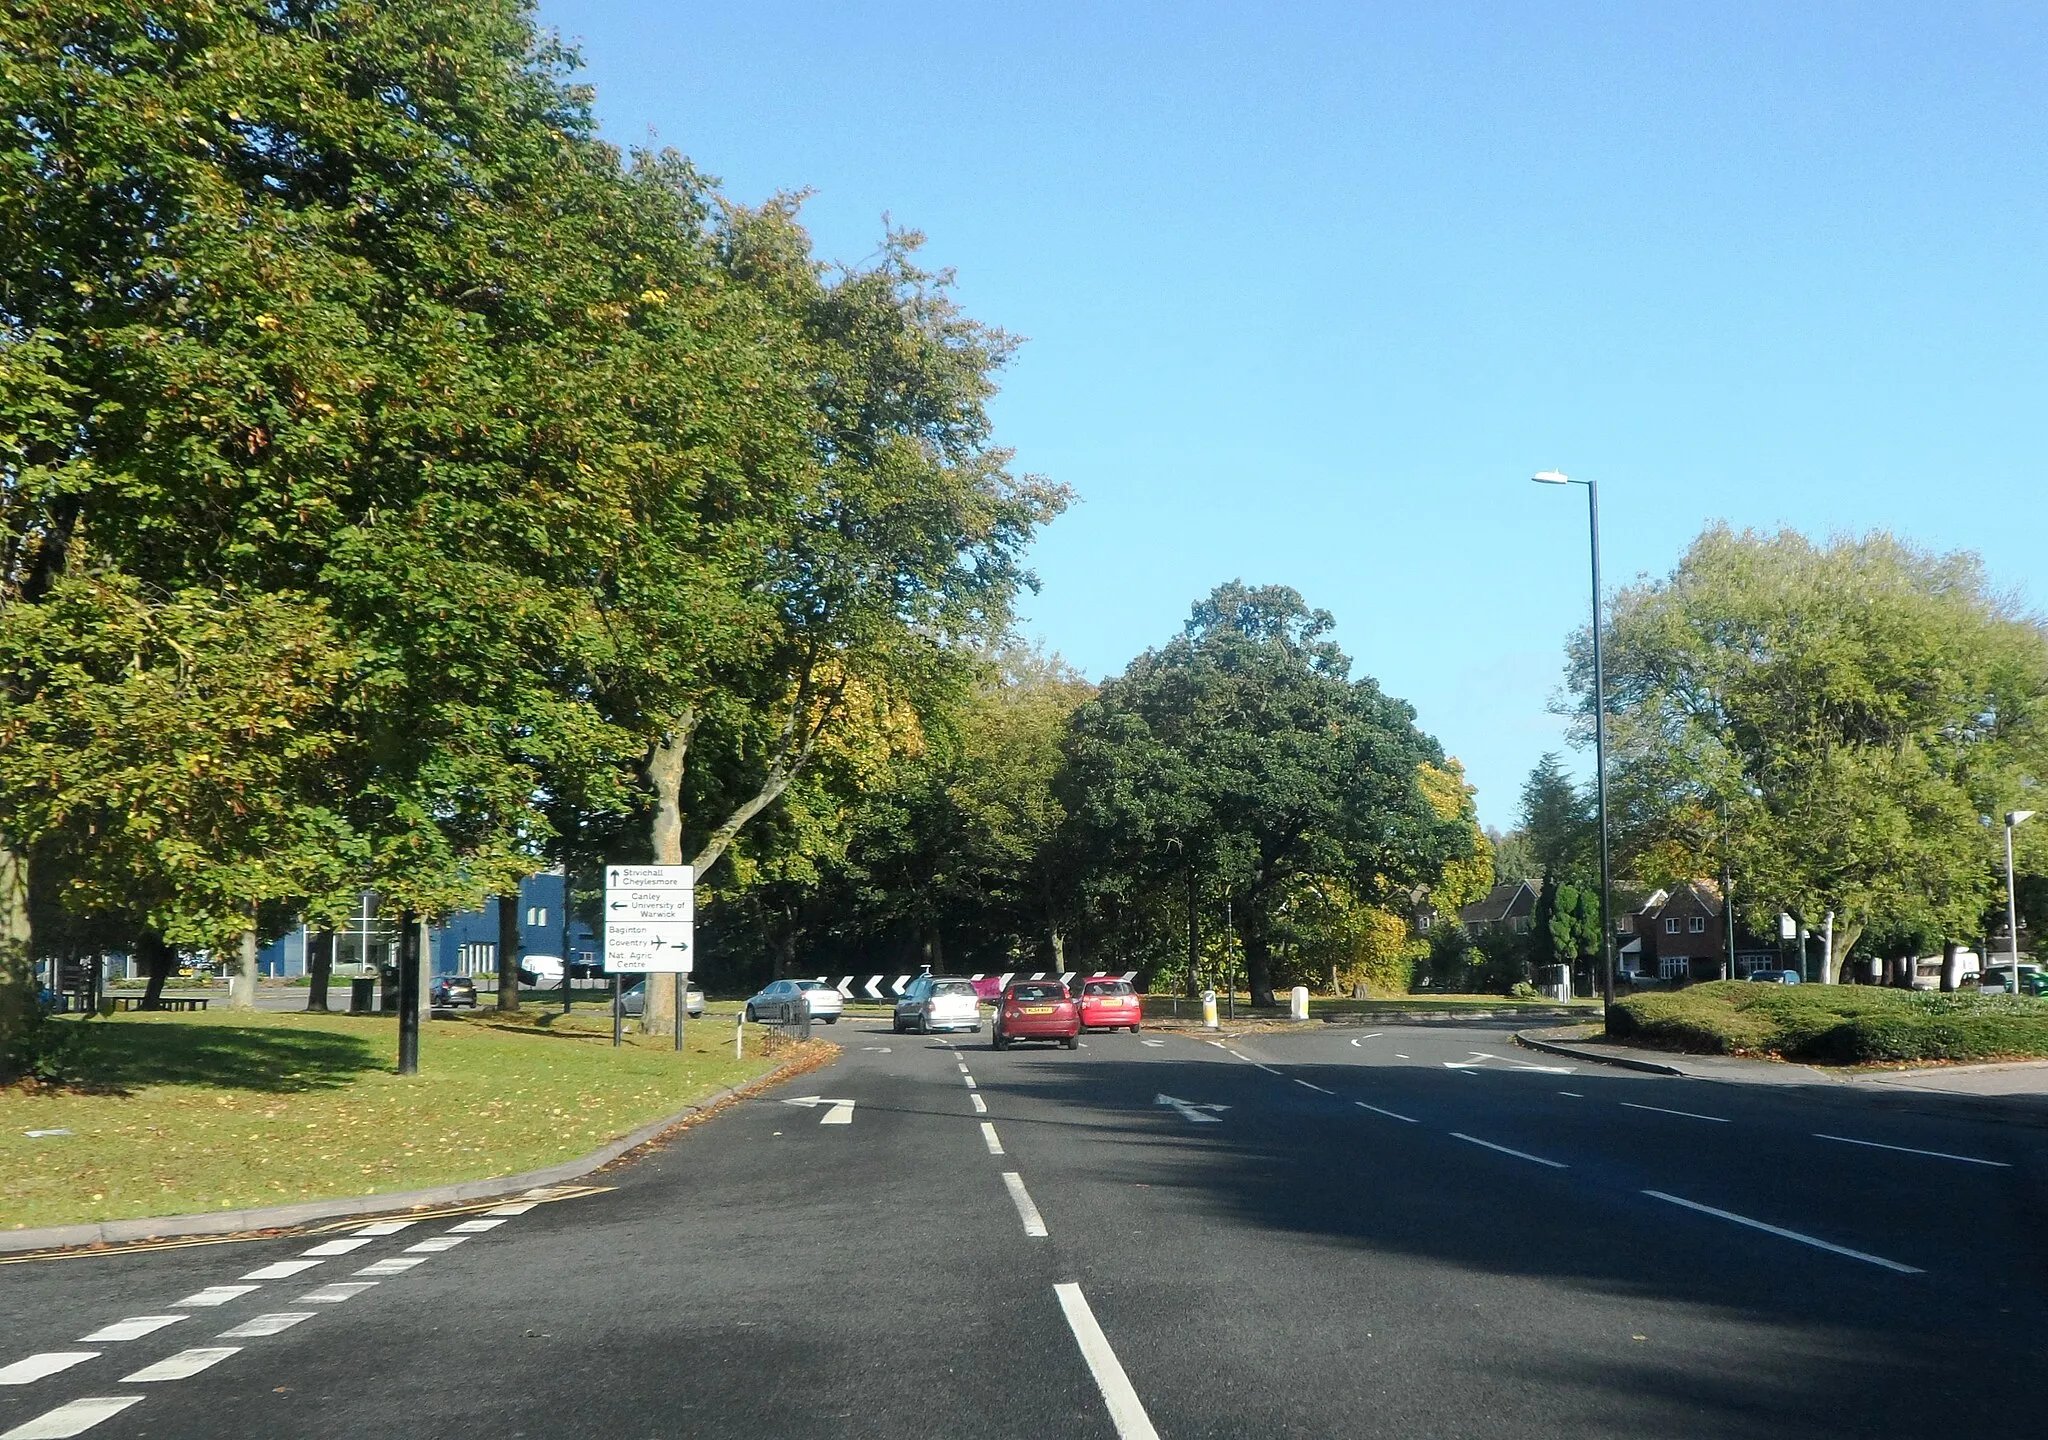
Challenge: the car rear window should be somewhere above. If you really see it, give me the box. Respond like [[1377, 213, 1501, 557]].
[[1083, 980, 1133, 995], [1010, 983, 1064, 1001], [932, 980, 976, 998], [795, 980, 826, 990]]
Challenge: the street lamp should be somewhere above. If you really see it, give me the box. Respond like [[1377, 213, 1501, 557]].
[[1532, 470, 1615, 1015], [2003, 810, 2035, 992]]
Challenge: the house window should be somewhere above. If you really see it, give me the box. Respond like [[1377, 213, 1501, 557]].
[[1660, 954, 1686, 979], [526, 906, 548, 928], [1689, 916, 1706, 934], [1663, 917, 1680, 934], [1418, 913, 1434, 932]]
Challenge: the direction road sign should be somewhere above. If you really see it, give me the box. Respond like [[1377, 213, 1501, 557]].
[[605, 865, 693, 973]]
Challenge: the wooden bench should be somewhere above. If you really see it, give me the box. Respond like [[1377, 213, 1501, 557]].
[[110, 996, 211, 1012]]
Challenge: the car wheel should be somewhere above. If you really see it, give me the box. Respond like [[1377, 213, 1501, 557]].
[[1062, 1034, 1079, 1050], [992, 1031, 1005, 1050], [917, 1013, 930, 1035], [1129, 1022, 1141, 1033], [824, 1015, 837, 1024], [744, 1005, 757, 1024]]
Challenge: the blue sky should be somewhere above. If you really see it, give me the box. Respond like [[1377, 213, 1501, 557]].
[[537, 0, 2048, 827]]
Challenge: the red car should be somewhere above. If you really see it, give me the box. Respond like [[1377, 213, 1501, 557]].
[[1077, 977, 1142, 1032], [992, 979, 1079, 1050]]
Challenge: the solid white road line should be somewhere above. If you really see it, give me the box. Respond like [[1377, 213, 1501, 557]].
[[1354, 1101, 1418, 1124], [353, 1257, 426, 1276], [352, 1221, 415, 1237], [1054, 1283, 1162, 1440], [1001, 1172, 1049, 1237], [120, 1348, 239, 1382], [217, 1313, 315, 1339], [970, 1093, 988, 1114], [171, 1286, 257, 1308], [405, 1236, 469, 1253], [77, 1318, 182, 1344], [0, 1353, 98, 1386], [1451, 1133, 1569, 1169], [0, 1395, 145, 1438], [448, 1218, 506, 1233], [1814, 1133, 2010, 1167], [1293, 1079, 1334, 1094], [1642, 1190, 1924, 1273], [295, 1282, 376, 1304], [242, 1260, 322, 1280], [303, 1238, 371, 1256], [981, 1122, 1006, 1155], [1621, 1101, 1728, 1123], [485, 1202, 537, 1216]]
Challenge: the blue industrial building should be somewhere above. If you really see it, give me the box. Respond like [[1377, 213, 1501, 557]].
[[256, 870, 601, 979]]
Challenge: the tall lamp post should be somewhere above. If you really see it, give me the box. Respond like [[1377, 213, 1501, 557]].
[[1532, 470, 1614, 1014], [2004, 810, 2035, 990]]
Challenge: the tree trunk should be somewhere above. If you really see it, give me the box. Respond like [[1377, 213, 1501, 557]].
[[1050, 927, 1066, 973], [305, 928, 335, 1011], [1827, 922, 1864, 983], [140, 932, 177, 1010], [228, 922, 259, 1010], [0, 844, 34, 1075], [496, 893, 522, 1011], [1939, 940, 1963, 993], [1240, 915, 1278, 1010], [641, 725, 691, 1036]]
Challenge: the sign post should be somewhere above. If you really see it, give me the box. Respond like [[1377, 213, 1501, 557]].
[[603, 865, 694, 1044]]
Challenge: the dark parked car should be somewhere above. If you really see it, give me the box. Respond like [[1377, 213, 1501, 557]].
[[431, 976, 478, 1007], [992, 979, 1079, 1050]]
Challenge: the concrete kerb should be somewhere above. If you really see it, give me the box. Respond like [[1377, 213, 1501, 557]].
[[1513, 1029, 1687, 1077], [1, 1043, 833, 1258]]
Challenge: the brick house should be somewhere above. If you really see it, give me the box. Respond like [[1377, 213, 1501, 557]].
[[1458, 880, 1540, 937], [1617, 882, 1777, 984]]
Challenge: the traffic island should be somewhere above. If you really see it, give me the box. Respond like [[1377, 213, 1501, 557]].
[[2, 1008, 822, 1245]]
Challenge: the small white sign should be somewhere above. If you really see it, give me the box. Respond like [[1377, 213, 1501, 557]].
[[605, 865, 693, 973]]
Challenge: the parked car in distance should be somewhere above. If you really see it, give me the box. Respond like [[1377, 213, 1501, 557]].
[[517, 953, 565, 986], [895, 975, 981, 1034], [1977, 964, 2048, 997], [1744, 969, 1802, 984], [618, 980, 705, 1018], [1077, 977, 1143, 1030], [744, 978, 844, 1024], [431, 976, 478, 1007], [993, 979, 1079, 1050]]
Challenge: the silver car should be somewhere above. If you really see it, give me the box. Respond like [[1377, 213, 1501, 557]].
[[617, 981, 704, 1018], [744, 978, 844, 1024], [894, 975, 982, 1034]]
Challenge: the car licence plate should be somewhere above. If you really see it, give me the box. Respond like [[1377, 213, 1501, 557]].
[[1023, 1005, 1054, 1014]]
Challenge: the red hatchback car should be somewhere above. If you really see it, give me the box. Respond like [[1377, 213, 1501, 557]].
[[992, 980, 1079, 1050], [1078, 977, 1142, 1032]]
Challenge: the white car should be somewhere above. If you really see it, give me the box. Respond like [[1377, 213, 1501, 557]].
[[894, 975, 982, 1034], [744, 978, 843, 1024]]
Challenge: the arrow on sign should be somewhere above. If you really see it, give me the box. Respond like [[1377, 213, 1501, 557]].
[[1120, 971, 1138, 984], [1156, 1093, 1228, 1124], [864, 975, 884, 999], [835, 977, 854, 998], [891, 975, 909, 997], [781, 1096, 856, 1125]]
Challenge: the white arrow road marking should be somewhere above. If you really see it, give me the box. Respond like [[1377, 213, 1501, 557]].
[[171, 1286, 257, 1308], [1349, 1034, 1383, 1045], [0, 1353, 98, 1386], [241, 1260, 321, 1281], [864, 975, 884, 999], [1002, 1172, 1049, 1236], [78, 1318, 182, 1344], [981, 1122, 1005, 1154], [121, 1347, 239, 1382], [0, 1395, 145, 1438], [1445, 1051, 1504, 1069], [216, 1313, 314, 1339], [1156, 1094, 1228, 1123], [1643, 1190, 1924, 1273], [781, 1095, 856, 1124], [1055, 1283, 1162, 1440], [1140, 1039, 1164, 1047]]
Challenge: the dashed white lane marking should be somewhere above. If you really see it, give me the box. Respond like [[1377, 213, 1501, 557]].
[[120, 1347, 239, 1382], [171, 1286, 258, 1308], [1205, 1040, 1229, 1051], [1140, 1038, 1164, 1047], [405, 1236, 469, 1253], [1559, 1091, 1584, 1098], [970, 1093, 988, 1114], [217, 1313, 314, 1339], [352, 1220, 415, 1237], [1451, 1133, 1569, 1169], [1293, 1079, 1334, 1094], [1814, 1133, 2010, 1168], [1393, 1053, 1410, 1059], [1621, 1101, 1728, 1123], [353, 1257, 427, 1276], [1054, 1283, 1162, 1440], [242, 1260, 322, 1280], [1643, 1190, 1924, 1274], [963, 1076, 977, 1090], [78, 1318, 183, 1344], [981, 1122, 1006, 1155], [0, 1353, 98, 1386], [0, 1394, 145, 1438], [448, 1218, 506, 1234], [957, 1061, 970, 1073], [296, 1282, 376, 1304], [485, 1202, 537, 1216], [303, 1238, 372, 1256], [1001, 1172, 1049, 1237], [1354, 1101, 1418, 1124]]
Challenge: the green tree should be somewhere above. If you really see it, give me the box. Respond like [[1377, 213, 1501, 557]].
[[1520, 754, 1594, 884]]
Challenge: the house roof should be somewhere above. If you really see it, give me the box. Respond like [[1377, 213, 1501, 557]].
[[1459, 880, 1537, 925]]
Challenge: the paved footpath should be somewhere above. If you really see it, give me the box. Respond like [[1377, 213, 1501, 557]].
[[2, 1018, 2043, 1438]]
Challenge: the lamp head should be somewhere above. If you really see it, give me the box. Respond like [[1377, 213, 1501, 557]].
[[1531, 470, 1571, 485], [2009, 810, 2037, 827]]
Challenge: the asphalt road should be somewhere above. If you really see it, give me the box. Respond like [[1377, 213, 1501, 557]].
[[4, 1019, 2045, 1438]]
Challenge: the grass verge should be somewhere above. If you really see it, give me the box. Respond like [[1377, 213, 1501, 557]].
[[2, 1008, 804, 1234], [1608, 981, 2048, 1065]]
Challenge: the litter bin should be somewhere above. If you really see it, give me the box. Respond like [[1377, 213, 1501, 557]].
[[349, 977, 376, 1014]]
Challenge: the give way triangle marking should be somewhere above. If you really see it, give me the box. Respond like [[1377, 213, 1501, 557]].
[[781, 1096, 856, 1125], [1156, 1093, 1229, 1124]]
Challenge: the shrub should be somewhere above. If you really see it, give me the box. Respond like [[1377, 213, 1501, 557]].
[[1610, 981, 2048, 1063]]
